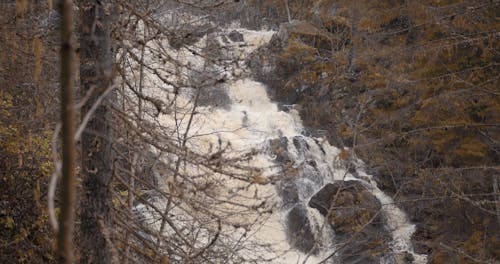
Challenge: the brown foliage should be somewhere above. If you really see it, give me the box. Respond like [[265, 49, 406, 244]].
[[0, 2, 58, 262], [256, 0, 499, 262]]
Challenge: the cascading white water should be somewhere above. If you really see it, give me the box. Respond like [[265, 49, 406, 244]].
[[138, 24, 427, 263]]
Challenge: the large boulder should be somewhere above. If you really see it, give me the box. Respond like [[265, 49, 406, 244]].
[[309, 181, 391, 263], [285, 204, 316, 253], [309, 181, 382, 233]]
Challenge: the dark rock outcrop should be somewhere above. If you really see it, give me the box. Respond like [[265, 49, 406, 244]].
[[277, 180, 299, 208], [309, 181, 391, 263], [168, 24, 214, 49], [268, 137, 290, 163], [228, 30, 244, 42], [268, 136, 319, 253], [286, 204, 316, 253], [309, 181, 383, 234]]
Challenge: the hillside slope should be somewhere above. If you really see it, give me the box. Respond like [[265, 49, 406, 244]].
[[247, 0, 499, 262]]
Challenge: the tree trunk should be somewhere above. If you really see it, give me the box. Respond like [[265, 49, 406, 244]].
[[57, 0, 76, 263], [79, 1, 114, 263]]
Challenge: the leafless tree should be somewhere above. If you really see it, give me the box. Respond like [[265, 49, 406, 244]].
[[79, 0, 116, 263], [74, 1, 279, 263], [57, 0, 77, 263]]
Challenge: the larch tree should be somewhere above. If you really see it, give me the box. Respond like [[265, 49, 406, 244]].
[[0, 0, 59, 262], [79, 0, 116, 263], [57, 0, 77, 263]]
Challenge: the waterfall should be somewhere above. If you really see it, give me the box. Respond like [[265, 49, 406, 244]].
[[137, 24, 427, 263]]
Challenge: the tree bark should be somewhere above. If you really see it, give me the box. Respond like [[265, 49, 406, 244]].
[[79, 0, 114, 263], [57, 0, 76, 263]]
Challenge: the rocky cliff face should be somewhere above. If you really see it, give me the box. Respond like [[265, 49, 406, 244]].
[[246, 0, 499, 262]]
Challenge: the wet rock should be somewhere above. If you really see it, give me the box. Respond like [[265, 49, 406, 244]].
[[293, 136, 310, 153], [279, 88, 299, 105], [168, 24, 214, 49], [277, 181, 299, 208], [269, 137, 290, 163], [197, 86, 231, 109], [286, 204, 316, 253], [228, 30, 244, 42], [309, 181, 382, 233], [309, 181, 391, 263]]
